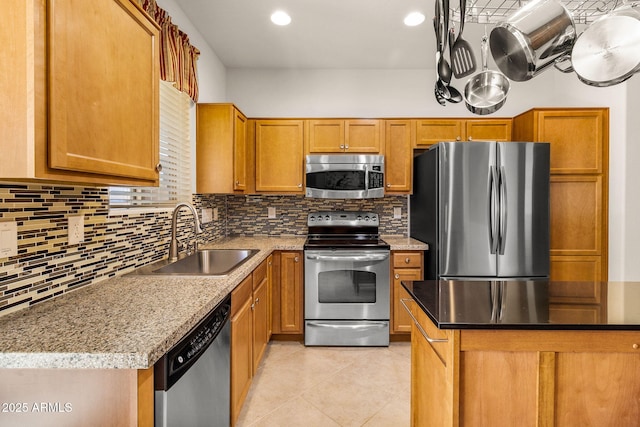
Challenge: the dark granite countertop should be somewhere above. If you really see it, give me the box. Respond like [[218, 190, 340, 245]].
[[402, 280, 640, 330]]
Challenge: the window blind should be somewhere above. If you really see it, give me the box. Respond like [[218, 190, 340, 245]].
[[109, 81, 192, 208]]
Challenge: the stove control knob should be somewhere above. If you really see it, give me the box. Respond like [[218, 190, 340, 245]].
[[325, 215, 330, 221], [357, 215, 362, 221], [309, 216, 315, 222], [365, 215, 370, 221]]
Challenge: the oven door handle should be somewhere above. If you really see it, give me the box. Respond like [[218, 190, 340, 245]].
[[305, 254, 389, 262]]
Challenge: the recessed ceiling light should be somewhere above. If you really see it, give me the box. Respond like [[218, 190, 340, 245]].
[[404, 12, 425, 26], [271, 10, 291, 26]]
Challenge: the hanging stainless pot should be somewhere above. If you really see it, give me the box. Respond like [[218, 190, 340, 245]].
[[569, 3, 640, 87], [489, 0, 576, 81], [464, 36, 510, 116]]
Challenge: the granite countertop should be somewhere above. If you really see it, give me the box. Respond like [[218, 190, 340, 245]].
[[0, 235, 426, 369], [403, 280, 640, 330]]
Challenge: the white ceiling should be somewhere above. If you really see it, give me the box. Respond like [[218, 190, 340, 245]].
[[172, 0, 443, 69], [171, 0, 615, 70]]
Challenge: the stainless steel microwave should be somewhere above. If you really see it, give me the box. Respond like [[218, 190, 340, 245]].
[[305, 155, 385, 199]]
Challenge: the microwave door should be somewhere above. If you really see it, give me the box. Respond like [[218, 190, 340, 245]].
[[306, 163, 368, 199]]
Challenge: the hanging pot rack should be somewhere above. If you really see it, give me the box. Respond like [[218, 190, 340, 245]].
[[452, 0, 623, 24]]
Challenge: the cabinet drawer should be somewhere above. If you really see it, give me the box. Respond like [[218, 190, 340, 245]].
[[393, 252, 423, 269], [231, 275, 253, 315], [252, 258, 268, 290]]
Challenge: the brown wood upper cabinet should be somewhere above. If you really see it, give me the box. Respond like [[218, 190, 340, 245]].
[[384, 120, 414, 194], [1, 0, 160, 186], [415, 119, 512, 147], [196, 104, 250, 194], [255, 120, 305, 193], [307, 119, 383, 153]]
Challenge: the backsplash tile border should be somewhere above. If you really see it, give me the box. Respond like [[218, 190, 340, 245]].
[[1, 183, 408, 317]]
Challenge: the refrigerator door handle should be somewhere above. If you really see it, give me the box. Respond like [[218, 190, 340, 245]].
[[498, 165, 508, 255], [489, 166, 499, 254]]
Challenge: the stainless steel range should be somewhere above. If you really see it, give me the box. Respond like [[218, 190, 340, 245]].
[[304, 211, 390, 346]]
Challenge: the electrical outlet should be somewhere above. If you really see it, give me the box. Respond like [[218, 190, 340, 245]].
[[268, 207, 276, 219], [201, 208, 213, 223], [0, 221, 18, 258], [394, 207, 402, 219], [68, 215, 84, 245], [213, 207, 219, 221]]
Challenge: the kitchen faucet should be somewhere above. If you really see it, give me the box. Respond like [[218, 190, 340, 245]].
[[169, 202, 204, 262]]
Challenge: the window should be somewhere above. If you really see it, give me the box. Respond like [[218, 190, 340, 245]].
[[109, 81, 192, 208]]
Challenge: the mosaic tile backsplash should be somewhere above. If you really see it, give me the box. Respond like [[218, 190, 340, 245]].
[[0, 183, 408, 317]]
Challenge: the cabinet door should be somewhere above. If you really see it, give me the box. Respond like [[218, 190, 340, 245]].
[[48, 0, 159, 182], [392, 269, 422, 333], [415, 120, 463, 147], [534, 110, 606, 174], [231, 275, 253, 424], [252, 259, 269, 371], [196, 104, 241, 194], [345, 119, 382, 153], [255, 120, 305, 193], [307, 120, 344, 153], [550, 175, 603, 257], [465, 119, 512, 141], [233, 109, 248, 191], [277, 251, 303, 334], [384, 120, 413, 194], [231, 284, 253, 425]]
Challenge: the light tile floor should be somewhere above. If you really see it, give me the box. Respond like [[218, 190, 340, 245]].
[[236, 341, 411, 427]]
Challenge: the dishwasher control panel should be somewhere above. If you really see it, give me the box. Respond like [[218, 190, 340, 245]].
[[155, 295, 231, 390]]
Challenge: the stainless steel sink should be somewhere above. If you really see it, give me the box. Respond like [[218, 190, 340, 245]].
[[129, 249, 259, 276]]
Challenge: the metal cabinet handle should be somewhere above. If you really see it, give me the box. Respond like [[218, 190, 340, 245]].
[[345, 145, 349, 149], [294, 256, 299, 262], [405, 257, 411, 263], [386, 183, 391, 187], [340, 144, 345, 149], [251, 303, 255, 310], [155, 163, 163, 172], [297, 183, 302, 188], [455, 136, 461, 141], [255, 297, 260, 303], [236, 180, 240, 185], [468, 136, 473, 141], [400, 298, 448, 344], [394, 273, 400, 279]]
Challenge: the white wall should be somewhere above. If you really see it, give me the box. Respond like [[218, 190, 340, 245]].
[[154, 9, 639, 281]]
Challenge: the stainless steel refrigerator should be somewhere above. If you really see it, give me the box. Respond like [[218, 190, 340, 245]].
[[410, 141, 550, 280]]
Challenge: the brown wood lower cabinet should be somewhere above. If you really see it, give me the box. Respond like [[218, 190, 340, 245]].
[[271, 251, 304, 336], [230, 256, 272, 425], [408, 302, 640, 426], [391, 251, 424, 335]]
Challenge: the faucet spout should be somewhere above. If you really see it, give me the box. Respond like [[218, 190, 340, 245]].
[[169, 202, 203, 262]]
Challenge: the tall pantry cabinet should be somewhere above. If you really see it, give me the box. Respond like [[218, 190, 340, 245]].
[[513, 108, 609, 284]]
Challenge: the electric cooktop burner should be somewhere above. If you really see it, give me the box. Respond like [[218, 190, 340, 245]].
[[304, 211, 390, 250]]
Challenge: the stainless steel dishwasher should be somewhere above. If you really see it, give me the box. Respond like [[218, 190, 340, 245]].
[[155, 295, 231, 427]]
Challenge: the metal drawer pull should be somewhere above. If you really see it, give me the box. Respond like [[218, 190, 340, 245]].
[[400, 298, 448, 344]]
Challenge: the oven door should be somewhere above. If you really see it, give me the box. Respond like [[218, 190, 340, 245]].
[[304, 249, 390, 320]]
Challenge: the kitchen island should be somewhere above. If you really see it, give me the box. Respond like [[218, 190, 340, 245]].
[[402, 280, 640, 427]]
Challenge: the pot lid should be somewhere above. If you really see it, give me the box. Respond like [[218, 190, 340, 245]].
[[572, 15, 640, 85]]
